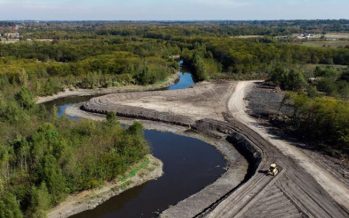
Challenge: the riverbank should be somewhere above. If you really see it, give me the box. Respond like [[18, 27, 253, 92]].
[[66, 103, 249, 218], [47, 154, 163, 218], [78, 80, 349, 217], [36, 72, 179, 104]]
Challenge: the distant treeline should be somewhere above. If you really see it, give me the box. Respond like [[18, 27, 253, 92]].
[[0, 38, 180, 95], [1, 27, 349, 95], [12, 19, 349, 39], [177, 37, 349, 80]]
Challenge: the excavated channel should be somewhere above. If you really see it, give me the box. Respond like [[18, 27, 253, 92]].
[[43, 66, 232, 218]]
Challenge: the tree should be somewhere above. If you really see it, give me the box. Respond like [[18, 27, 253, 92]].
[[286, 69, 306, 91], [269, 66, 306, 91], [106, 112, 118, 125], [28, 183, 51, 218], [40, 155, 66, 203], [15, 87, 35, 110], [340, 68, 349, 82], [0, 193, 23, 218], [192, 53, 209, 81], [127, 122, 144, 136]]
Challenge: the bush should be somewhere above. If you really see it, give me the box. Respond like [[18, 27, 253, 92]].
[[269, 66, 306, 91], [287, 93, 349, 156], [0, 193, 23, 218], [15, 87, 35, 110]]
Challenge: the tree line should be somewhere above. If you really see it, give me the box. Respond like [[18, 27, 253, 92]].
[[0, 38, 180, 96], [0, 83, 149, 217], [267, 65, 349, 157]]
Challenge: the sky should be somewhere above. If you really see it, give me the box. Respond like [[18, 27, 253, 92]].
[[0, 0, 348, 20]]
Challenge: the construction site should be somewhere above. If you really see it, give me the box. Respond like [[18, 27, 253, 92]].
[[78, 80, 349, 218]]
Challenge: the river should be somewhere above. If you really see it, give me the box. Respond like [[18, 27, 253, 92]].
[[44, 64, 227, 218]]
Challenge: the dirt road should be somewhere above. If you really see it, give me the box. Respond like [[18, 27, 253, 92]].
[[81, 80, 349, 217], [228, 81, 349, 209]]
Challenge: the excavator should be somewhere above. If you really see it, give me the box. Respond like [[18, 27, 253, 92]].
[[267, 163, 279, 176]]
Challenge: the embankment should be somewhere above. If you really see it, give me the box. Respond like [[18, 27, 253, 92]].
[[36, 72, 179, 104], [48, 155, 163, 218], [80, 102, 262, 218]]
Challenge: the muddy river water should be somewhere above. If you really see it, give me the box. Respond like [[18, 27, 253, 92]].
[[44, 65, 227, 218]]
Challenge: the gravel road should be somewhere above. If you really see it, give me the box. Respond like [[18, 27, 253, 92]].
[[81, 80, 349, 217]]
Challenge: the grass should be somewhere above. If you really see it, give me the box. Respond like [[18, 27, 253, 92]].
[[295, 40, 349, 48], [119, 157, 151, 183], [325, 32, 349, 39]]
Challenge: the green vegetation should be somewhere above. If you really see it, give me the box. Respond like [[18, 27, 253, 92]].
[[297, 40, 349, 49], [286, 93, 349, 157], [177, 37, 349, 80], [0, 69, 149, 217], [269, 65, 349, 99], [0, 39, 179, 96], [0, 20, 349, 217], [268, 64, 349, 157]]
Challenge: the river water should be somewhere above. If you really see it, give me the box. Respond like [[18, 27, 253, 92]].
[[45, 65, 227, 218]]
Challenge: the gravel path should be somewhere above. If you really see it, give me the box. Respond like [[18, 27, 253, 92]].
[[80, 80, 349, 217], [221, 81, 349, 215]]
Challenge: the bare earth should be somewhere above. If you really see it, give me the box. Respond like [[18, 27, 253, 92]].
[[80, 80, 349, 217], [83, 80, 236, 121], [229, 81, 349, 208]]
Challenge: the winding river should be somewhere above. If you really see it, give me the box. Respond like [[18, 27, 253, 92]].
[[44, 64, 227, 218]]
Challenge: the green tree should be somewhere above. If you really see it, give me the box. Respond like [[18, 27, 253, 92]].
[[193, 53, 209, 81], [0, 193, 23, 218], [15, 87, 35, 110], [40, 155, 67, 203], [28, 183, 51, 218]]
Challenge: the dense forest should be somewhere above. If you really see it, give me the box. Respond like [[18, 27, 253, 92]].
[[0, 37, 180, 96], [0, 63, 149, 217], [0, 21, 349, 217], [1, 20, 349, 93], [5, 20, 349, 39]]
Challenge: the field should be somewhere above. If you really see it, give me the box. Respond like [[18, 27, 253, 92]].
[[295, 39, 349, 48], [325, 32, 349, 39]]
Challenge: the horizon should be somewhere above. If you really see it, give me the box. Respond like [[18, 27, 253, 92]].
[[1, 18, 348, 23]]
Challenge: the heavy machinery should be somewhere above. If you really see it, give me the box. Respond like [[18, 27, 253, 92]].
[[268, 163, 279, 176]]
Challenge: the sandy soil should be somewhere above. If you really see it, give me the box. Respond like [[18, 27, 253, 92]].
[[73, 80, 348, 217], [228, 81, 349, 210], [83, 80, 236, 121], [47, 154, 163, 218]]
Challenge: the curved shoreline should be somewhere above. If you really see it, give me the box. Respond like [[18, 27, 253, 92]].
[[36, 75, 181, 218], [66, 103, 251, 218], [67, 80, 349, 218], [48, 154, 163, 218], [36, 72, 180, 104]]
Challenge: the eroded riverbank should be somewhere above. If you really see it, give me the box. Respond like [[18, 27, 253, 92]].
[[41, 71, 244, 218], [66, 104, 248, 218], [79, 80, 349, 218], [48, 155, 163, 218], [37, 72, 180, 104]]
